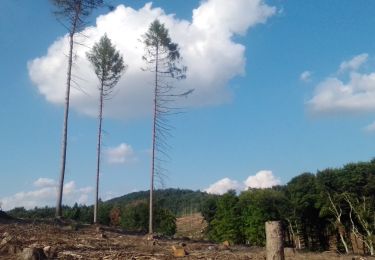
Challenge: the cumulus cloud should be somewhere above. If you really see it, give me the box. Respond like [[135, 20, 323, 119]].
[[105, 143, 137, 164], [339, 53, 368, 73], [0, 178, 93, 210], [204, 178, 245, 195], [204, 170, 281, 195], [28, 0, 276, 120], [300, 70, 312, 82], [244, 170, 281, 188], [307, 54, 375, 114]]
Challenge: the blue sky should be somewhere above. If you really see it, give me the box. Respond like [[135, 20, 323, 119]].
[[1, 0, 375, 210]]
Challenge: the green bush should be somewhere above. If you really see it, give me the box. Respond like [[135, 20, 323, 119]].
[[120, 200, 176, 236]]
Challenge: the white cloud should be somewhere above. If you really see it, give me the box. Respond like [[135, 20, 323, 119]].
[[28, 1, 276, 120], [204, 170, 281, 195], [307, 54, 375, 114], [105, 143, 137, 164], [0, 178, 93, 211], [244, 170, 281, 188], [33, 178, 56, 188], [339, 53, 368, 73], [308, 72, 375, 114], [204, 178, 245, 195], [300, 70, 312, 82]]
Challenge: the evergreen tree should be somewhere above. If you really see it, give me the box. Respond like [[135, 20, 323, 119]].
[[87, 34, 126, 223], [142, 19, 190, 234], [209, 190, 242, 244], [50, 0, 104, 218]]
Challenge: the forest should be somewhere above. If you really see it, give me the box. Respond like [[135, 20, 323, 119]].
[[6, 159, 375, 255]]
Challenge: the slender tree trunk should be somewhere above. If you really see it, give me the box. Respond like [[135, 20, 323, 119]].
[[94, 83, 104, 224], [339, 229, 349, 254], [149, 43, 159, 234], [327, 193, 349, 254], [56, 31, 75, 218]]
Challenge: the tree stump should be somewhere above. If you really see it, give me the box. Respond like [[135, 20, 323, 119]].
[[265, 221, 285, 260]]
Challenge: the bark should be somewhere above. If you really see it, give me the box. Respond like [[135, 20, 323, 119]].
[[149, 43, 159, 234], [346, 195, 374, 256], [266, 221, 285, 260], [287, 219, 301, 249], [338, 229, 349, 254], [56, 31, 75, 218], [94, 83, 104, 223], [55, 3, 80, 218], [327, 193, 349, 254]]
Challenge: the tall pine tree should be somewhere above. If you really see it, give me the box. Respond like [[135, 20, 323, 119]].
[[50, 0, 104, 218], [142, 20, 190, 234], [87, 34, 126, 223]]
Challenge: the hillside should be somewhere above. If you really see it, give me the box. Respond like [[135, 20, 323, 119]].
[[106, 188, 215, 216]]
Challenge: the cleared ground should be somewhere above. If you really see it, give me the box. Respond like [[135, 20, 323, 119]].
[[0, 214, 373, 259]]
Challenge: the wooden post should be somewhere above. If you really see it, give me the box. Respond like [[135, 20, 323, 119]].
[[266, 221, 285, 260]]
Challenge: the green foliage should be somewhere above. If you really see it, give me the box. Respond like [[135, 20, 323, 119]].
[[239, 189, 289, 246], [50, 0, 104, 23], [201, 195, 219, 224], [63, 203, 81, 220], [120, 200, 176, 236], [86, 34, 126, 92], [8, 205, 93, 222], [7, 159, 375, 252], [200, 159, 375, 251], [108, 189, 211, 216], [121, 201, 149, 233], [208, 190, 242, 244], [142, 19, 186, 79], [285, 172, 329, 250], [97, 201, 112, 225], [154, 207, 176, 236]]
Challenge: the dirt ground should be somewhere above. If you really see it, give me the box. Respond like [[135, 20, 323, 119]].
[[0, 216, 374, 259]]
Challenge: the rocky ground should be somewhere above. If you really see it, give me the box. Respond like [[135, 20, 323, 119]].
[[0, 213, 374, 259]]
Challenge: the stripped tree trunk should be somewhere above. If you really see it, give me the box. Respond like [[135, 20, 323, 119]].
[[53, 0, 103, 219], [149, 43, 159, 234], [56, 24, 76, 217], [266, 221, 285, 260], [94, 82, 104, 223], [327, 193, 349, 254]]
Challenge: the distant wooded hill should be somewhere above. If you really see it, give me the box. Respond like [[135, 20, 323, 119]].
[[6, 188, 215, 221], [105, 188, 215, 216]]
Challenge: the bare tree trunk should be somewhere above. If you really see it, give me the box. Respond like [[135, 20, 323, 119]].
[[56, 30, 75, 218], [338, 227, 349, 254], [327, 193, 349, 254], [346, 195, 374, 256], [149, 43, 159, 235], [287, 219, 299, 249], [94, 84, 104, 224], [266, 221, 285, 260]]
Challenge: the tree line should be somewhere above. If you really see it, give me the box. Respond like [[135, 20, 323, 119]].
[[5, 159, 375, 255], [202, 159, 375, 255], [7, 188, 211, 236]]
